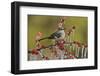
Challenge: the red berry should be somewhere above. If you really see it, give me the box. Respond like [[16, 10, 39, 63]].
[[41, 45, 45, 48], [73, 41, 76, 44], [72, 26, 75, 29], [32, 49, 39, 55], [45, 57, 49, 60]]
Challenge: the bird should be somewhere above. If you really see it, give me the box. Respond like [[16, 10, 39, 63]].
[[38, 26, 65, 41]]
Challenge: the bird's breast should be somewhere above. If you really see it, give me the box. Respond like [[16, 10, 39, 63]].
[[59, 30, 65, 39]]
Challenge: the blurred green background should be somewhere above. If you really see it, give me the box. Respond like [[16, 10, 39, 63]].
[[28, 15, 88, 49]]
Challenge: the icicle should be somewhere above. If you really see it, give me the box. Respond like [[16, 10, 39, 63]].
[[81, 44, 84, 58], [84, 44, 88, 58], [75, 42, 78, 58], [38, 49, 44, 58], [72, 42, 75, 52], [75, 42, 81, 58], [72, 26, 75, 41], [69, 43, 72, 52], [77, 46, 80, 58]]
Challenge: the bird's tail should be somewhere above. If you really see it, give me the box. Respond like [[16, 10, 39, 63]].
[[38, 37, 50, 41]]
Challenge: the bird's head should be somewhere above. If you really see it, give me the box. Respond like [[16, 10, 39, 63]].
[[58, 27, 65, 30], [58, 22, 66, 30]]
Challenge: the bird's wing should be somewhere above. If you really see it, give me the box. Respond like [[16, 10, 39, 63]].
[[50, 31, 61, 39]]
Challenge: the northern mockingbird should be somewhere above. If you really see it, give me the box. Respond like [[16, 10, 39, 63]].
[[38, 26, 65, 41]]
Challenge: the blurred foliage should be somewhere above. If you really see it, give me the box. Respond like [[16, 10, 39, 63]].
[[28, 15, 88, 49]]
